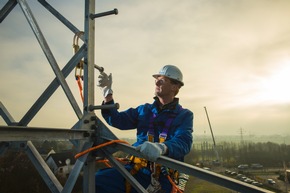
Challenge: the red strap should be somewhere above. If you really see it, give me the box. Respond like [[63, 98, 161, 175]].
[[76, 76, 84, 102]]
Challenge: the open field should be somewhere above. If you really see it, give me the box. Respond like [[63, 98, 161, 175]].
[[184, 177, 234, 193]]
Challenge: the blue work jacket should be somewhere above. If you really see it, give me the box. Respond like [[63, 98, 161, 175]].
[[101, 98, 193, 161]]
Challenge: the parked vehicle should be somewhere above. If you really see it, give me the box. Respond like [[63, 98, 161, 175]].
[[252, 181, 263, 187], [238, 164, 249, 169], [236, 174, 244, 179], [251, 163, 263, 169], [244, 178, 254, 184], [267, 179, 276, 185]]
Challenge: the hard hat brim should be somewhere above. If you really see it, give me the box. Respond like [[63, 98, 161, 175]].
[[152, 74, 184, 86]]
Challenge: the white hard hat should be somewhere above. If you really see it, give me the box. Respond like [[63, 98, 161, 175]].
[[153, 65, 184, 86]]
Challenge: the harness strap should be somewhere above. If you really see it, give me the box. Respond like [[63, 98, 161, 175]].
[[73, 32, 85, 102], [148, 106, 182, 143], [159, 113, 176, 143], [148, 113, 175, 143], [148, 113, 156, 142], [76, 76, 84, 102]]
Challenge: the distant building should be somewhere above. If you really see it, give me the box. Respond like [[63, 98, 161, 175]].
[[46, 151, 76, 177]]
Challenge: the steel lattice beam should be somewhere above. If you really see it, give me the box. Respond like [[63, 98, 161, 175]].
[[0, 126, 91, 141]]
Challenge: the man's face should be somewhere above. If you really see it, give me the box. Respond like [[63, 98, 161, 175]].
[[154, 75, 175, 97]]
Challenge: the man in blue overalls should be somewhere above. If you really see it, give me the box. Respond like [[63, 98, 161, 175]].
[[95, 65, 193, 193]]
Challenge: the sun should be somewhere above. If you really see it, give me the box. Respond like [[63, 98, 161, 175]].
[[256, 61, 290, 104]]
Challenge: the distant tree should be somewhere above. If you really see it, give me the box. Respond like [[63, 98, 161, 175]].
[[219, 142, 237, 166], [0, 150, 83, 193], [0, 150, 51, 193], [190, 140, 290, 168], [232, 141, 290, 167]]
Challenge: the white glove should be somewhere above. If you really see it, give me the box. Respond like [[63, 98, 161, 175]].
[[97, 72, 113, 97], [136, 141, 168, 162]]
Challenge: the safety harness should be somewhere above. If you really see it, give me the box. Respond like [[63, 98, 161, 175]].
[[126, 106, 188, 193], [147, 110, 178, 193], [73, 32, 85, 102]]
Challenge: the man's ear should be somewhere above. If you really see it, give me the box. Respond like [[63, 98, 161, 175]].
[[171, 84, 179, 95]]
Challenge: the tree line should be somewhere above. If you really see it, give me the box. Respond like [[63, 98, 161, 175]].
[[185, 141, 290, 168]]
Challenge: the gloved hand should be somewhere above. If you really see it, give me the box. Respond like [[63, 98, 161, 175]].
[[136, 141, 168, 162], [97, 72, 113, 97]]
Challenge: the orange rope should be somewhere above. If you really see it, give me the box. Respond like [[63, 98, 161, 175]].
[[167, 175, 183, 193], [96, 157, 130, 168], [75, 139, 130, 159], [97, 159, 112, 167]]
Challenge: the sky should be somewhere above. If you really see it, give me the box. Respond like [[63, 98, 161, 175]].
[[0, 0, 290, 139]]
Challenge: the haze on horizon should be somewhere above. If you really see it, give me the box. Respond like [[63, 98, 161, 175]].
[[0, 1, 289, 139]]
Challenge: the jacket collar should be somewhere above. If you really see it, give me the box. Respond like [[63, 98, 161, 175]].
[[153, 97, 179, 113]]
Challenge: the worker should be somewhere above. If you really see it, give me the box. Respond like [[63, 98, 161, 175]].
[[95, 65, 193, 193]]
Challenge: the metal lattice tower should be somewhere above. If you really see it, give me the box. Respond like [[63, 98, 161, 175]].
[[0, 1, 274, 193]]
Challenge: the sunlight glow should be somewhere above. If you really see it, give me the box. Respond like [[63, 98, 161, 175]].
[[256, 60, 290, 104]]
